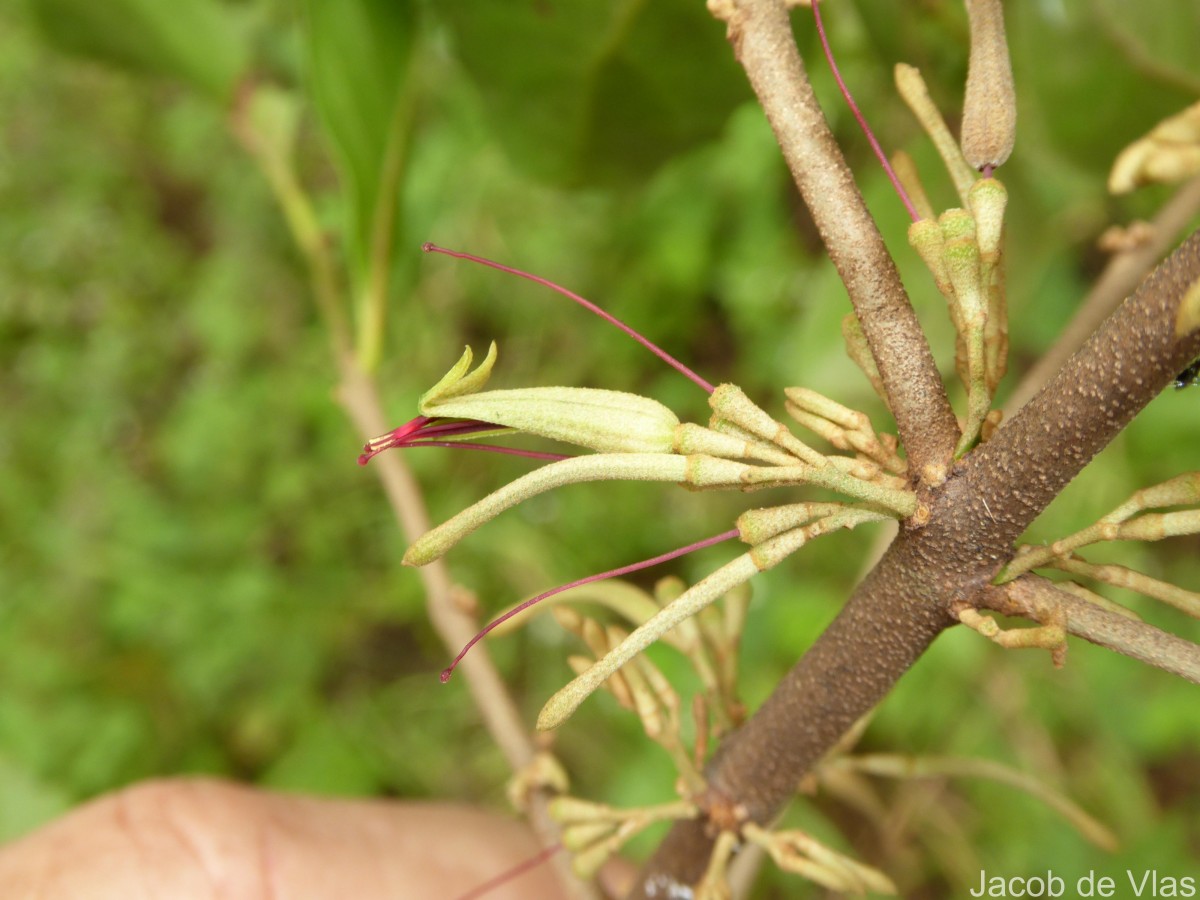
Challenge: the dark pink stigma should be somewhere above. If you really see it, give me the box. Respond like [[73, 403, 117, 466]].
[[440, 529, 740, 682], [358, 417, 502, 465]]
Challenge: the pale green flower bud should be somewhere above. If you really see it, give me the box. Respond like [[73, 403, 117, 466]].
[[420, 343, 680, 454]]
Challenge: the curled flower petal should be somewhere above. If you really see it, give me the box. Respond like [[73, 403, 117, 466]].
[[420, 342, 499, 407]]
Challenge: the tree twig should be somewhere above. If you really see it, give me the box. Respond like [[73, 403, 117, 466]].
[[992, 577, 1200, 684], [628, 5, 1200, 895], [335, 359, 597, 900], [710, 0, 959, 483], [627, 219, 1200, 900], [965, 229, 1200, 533]]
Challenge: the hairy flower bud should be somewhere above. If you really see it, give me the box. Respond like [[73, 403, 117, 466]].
[[962, 0, 1016, 170], [426, 386, 681, 454], [417, 343, 680, 453]]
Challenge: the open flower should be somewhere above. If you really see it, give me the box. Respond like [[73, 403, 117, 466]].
[[415, 342, 682, 454], [359, 343, 682, 463]]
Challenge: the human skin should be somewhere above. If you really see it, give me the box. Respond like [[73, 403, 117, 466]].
[[0, 779, 569, 899]]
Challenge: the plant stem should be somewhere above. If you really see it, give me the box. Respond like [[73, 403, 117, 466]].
[[995, 578, 1200, 684], [628, 190, 1200, 900], [712, 0, 959, 483], [356, 72, 417, 373], [334, 360, 598, 900]]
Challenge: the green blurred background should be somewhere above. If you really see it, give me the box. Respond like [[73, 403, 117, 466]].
[[1, 0, 1197, 896]]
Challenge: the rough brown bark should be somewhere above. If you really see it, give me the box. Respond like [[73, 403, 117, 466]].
[[712, 0, 960, 482], [627, 219, 1200, 894], [621, 3, 1200, 893]]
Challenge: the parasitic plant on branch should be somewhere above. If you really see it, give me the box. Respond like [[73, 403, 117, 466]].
[[360, 1, 1200, 895], [23, 0, 1200, 897]]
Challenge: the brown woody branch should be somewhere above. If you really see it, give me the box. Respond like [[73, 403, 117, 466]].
[[710, 0, 959, 482], [991, 577, 1200, 684], [630, 223, 1200, 896], [959, 230, 1200, 535], [628, 0, 1200, 884]]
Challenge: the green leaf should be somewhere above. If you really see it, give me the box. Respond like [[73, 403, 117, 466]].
[[1011, 0, 1199, 173], [438, 0, 751, 187], [298, 0, 417, 277], [28, 0, 249, 101]]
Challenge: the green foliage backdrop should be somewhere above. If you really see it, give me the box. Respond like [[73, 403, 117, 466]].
[[2, 0, 1197, 894]]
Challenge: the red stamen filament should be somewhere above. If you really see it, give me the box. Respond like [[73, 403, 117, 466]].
[[440, 529, 741, 682], [811, 0, 921, 223], [452, 842, 563, 900], [423, 242, 716, 394], [358, 417, 572, 465]]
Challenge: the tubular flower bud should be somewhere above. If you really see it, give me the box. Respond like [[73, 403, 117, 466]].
[[961, 0, 1016, 170], [425, 386, 680, 454], [417, 344, 680, 454], [358, 342, 682, 462]]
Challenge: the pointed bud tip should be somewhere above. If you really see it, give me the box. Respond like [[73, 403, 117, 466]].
[[439, 667, 454, 683]]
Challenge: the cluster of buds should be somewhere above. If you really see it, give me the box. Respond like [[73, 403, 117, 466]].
[[357, 1, 1163, 894], [539, 576, 905, 890], [809, 0, 1015, 455], [906, 182, 1009, 452], [552, 575, 750, 742], [359, 242, 910, 732], [891, 57, 1011, 454], [533, 579, 749, 881]]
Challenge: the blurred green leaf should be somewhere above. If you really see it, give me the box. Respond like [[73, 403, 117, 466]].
[[1011, 1, 1198, 174], [0, 756, 70, 841], [5, 0, 1200, 890], [1092, 0, 1200, 95], [298, 0, 417, 277], [261, 717, 382, 796], [438, 0, 751, 187], [28, 0, 249, 101]]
